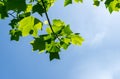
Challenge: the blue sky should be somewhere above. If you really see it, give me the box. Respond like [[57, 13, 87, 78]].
[[1, 0, 120, 79]]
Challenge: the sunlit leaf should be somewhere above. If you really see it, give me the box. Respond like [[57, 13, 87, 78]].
[[18, 16, 42, 37], [61, 25, 73, 35], [74, 0, 83, 3], [71, 34, 84, 45], [64, 0, 72, 6], [53, 19, 65, 27], [25, 4, 32, 13]]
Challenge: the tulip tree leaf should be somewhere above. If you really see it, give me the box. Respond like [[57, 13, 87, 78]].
[[30, 35, 46, 52], [71, 34, 84, 45], [18, 16, 42, 37], [74, 0, 83, 3], [6, 0, 27, 12], [64, 0, 72, 6], [9, 30, 22, 41], [0, 2, 8, 19], [49, 52, 60, 61], [25, 4, 32, 13], [32, 3, 45, 16], [105, 0, 120, 13], [1, 0, 86, 61], [93, 0, 100, 6]]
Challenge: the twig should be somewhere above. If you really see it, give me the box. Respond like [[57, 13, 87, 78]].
[[41, 0, 61, 41], [8, 13, 16, 18]]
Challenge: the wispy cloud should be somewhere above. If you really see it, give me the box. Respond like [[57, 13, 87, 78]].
[[90, 31, 106, 46], [68, 1, 120, 79]]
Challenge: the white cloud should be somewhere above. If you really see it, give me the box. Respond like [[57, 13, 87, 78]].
[[90, 31, 106, 46], [58, 1, 120, 79]]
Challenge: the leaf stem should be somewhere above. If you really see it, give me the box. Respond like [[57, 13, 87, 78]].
[[41, 0, 61, 41], [8, 12, 16, 18]]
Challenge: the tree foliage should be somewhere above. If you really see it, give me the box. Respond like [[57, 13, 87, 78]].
[[0, 0, 119, 60]]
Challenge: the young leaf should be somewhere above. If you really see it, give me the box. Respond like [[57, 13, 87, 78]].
[[18, 16, 42, 37], [25, 4, 32, 13], [61, 25, 73, 35], [46, 41, 60, 53], [74, 0, 83, 3], [64, 0, 72, 6], [46, 19, 65, 34], [71, 34, 84, 45], [52, 19, 65, 27]]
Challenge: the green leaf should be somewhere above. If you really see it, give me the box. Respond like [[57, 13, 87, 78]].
[[64, 0, 72, 6], [46, 41, 60, 61], [0, 2, 8, 19], [62, 38, 71, 44], [104, 0, 120, 13], [46, 26, 62, 34], [61, 25, 73, 35], [6, 0, 27, 12], [116, 3, 120, 8], [19, 12, 31, 18], [9, 30, 22, 41], [49, 52, 60, 61], [93, 0, 100, 6], [30, 36, 46, 52], [25, 4, 32, 13], [60, 40, 70, 50], [32, 3, 44, 16], [46, 19, 65, 34], [18, 16, 42, 37], [9, 19, 19, 29], [33, 0, 56, 16], [105, 0, 119, 13], [46, 41, 60, 53], [52, 19, 65, 27], [74, 0, 83, 3], [105, 0, 114, 7], [71, 34, 84, 45], [41, 0, 56, 10], [30, 34, 56, 52]]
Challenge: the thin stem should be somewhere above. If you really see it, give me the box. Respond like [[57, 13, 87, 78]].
[[11, 11, 15, 15], [8, 13, 16, 18], [41, 0, 61, 41]]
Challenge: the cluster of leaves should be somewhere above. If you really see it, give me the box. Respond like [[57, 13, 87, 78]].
[[64, 0, 83, 6], [31, 19, 84, 60], [65, 0, 120, 13], [1, 0, 119, 60], [93, 0, 120, 13], [0, 0, 84, 60]]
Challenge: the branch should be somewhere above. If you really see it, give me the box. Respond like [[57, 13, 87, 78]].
[[41, 0, 61, 41], [8, 12, 16, 18]]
